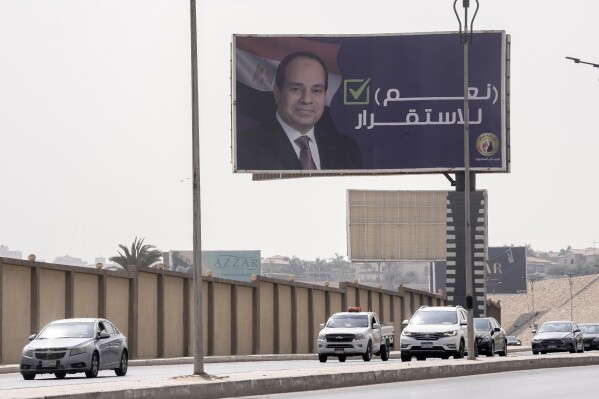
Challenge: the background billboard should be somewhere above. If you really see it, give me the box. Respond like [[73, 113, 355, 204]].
[[233, 32, 509, 175], [486, 246, 527, 294], [165, 250, 261, 282]]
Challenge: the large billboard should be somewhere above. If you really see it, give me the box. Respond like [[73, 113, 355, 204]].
[[233, 32, 510, 175]]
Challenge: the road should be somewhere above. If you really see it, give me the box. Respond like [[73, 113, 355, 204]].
[[1, 349, 597, 398], [236, 365, 599, 398]]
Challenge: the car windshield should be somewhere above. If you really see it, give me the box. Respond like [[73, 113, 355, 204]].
[[580, 325, 599, 334], [538, 323, 572, 333], [474, 319, 492, 331], [411, 311, 457, 325], [38, 322, 95, 339], [327, 315, 368, 328]]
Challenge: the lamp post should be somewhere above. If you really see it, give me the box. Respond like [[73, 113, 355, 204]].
[[453, 0, 479, 361], [528, 278, 536, 314], [565, 56, 599, 68], [190, 0, 205, 375], [566, 273, 575, 321]]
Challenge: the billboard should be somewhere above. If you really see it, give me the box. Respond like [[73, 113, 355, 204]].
[[164, 250, 261, 282], [486, 246, 527, 294], [233, 32, 510, 175]]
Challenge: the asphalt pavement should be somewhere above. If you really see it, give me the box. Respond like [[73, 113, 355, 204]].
[[4, 348, 599, 399]]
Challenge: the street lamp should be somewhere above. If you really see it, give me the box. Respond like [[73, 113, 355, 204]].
[[565, 56, 599, 68], [566, 273, 575, 320], [453, 0, 479, 361], [528, 278, 536, 314]]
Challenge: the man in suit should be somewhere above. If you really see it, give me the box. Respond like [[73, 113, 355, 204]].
[[236, 51, 362, 171]]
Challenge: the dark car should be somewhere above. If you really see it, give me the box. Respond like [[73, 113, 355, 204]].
[[506, 335, 522, 346], [531, 320, 583, 355], [474, 317, 507, 356], [20, 318, 128, 380], [579, 323, 599, 351]]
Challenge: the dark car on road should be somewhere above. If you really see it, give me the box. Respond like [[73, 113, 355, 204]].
[[531, 320, 583, 355], [579, 323, 599, 351], [20, 318, 128, 380], [474, 317, 507, 356], [506, 335, 522, 346]]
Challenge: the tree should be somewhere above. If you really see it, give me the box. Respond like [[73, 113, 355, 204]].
[[109, 237, 162, 270]]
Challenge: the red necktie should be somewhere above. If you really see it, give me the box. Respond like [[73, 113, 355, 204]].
[[294, 136, 317, 170]]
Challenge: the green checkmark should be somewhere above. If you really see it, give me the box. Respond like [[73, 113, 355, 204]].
[[344, 78, 371, 105], [349, 78, 371, 99]]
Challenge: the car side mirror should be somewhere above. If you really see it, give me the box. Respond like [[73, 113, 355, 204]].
[[373, 323, 381, 330], [319, 323, 325, 330], [494, 327, 501, 332], [28, 334, 36, 341], [574, 328, 581, 333], [402, 320, 409, 326], [460, 320, 467, 326], [532, 330, 537, 334], [98, 332, 110, 339]]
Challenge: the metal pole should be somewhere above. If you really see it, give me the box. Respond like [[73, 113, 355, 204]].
[[454, 0, 478, 361], [567, 274, 574, 321], [463, 37, 475, 361], [190, 0, 205, 375]]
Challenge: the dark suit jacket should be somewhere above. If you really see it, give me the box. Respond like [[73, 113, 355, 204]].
[[237, 118, 362, 171]]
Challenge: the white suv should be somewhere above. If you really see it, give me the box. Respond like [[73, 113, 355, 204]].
[[399, 305, 473, 361]]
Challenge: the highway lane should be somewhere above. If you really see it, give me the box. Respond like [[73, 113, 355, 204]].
[[237, 364, 599, 398], [0, 349, 589, 397]]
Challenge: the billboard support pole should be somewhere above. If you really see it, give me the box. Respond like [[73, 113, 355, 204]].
[[454, 0, 479, 361], [190, 0, 205, 375]]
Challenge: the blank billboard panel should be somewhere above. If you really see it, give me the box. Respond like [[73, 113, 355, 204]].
[[348, 190, 447, 261]]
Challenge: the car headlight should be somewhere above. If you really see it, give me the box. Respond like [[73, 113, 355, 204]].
[[443, 330, 458, 337], [318, 333, 326, 340], [401, 330, 413, 337], [22, 348, 33, 357], [482, 336, 490, 343], [70, 346, 87, 356], [532, 338, 541, 343], [354, 333, 365, 340]]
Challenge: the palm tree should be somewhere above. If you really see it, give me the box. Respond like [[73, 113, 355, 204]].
[[109, 237, 162, 270]]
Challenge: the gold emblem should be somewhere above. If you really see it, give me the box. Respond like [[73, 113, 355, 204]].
[[476, 133, 499, 156]]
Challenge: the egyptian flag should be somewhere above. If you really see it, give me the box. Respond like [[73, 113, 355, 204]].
[[234, 36, 343, 132]]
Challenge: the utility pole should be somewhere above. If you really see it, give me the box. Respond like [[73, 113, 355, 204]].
[[453, 0, 479, 361]]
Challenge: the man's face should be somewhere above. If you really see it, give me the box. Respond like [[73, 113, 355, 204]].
[[273, 57, 326, 134]]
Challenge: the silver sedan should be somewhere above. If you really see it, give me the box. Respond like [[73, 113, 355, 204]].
[[20, 318, 128, 380]]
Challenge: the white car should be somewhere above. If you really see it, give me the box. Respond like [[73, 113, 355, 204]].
[[400, 305, 473, 361]]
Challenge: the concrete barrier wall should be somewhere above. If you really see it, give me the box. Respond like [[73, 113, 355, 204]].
[[0, 257, 450, 365]]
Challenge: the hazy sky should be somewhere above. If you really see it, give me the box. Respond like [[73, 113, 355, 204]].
[[1, 0, 598, 264]]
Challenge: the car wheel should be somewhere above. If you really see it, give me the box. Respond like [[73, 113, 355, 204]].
[[416, 356, 426, 361], [54, 372, 67, 379], [570, 343, 577, 354], [532, 350, 538, 355], [22, 373, 35, 381], [401, 353, 411, 362], [363, 341, 372, 362], [380, 343, 389, 361], [318, 354, 327, 363], [499, 340, 508, 357], [338, 355, 346, 362], [85, 352, 99, 378], [486, 342, 495, 357], [454, 340, 465, 359], [115, 350, 128, 376]]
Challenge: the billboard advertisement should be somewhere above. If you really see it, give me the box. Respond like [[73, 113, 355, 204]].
[[486, 246, 527, 294], [165, 250, 261, 282], [233, 32, 509, 175]]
